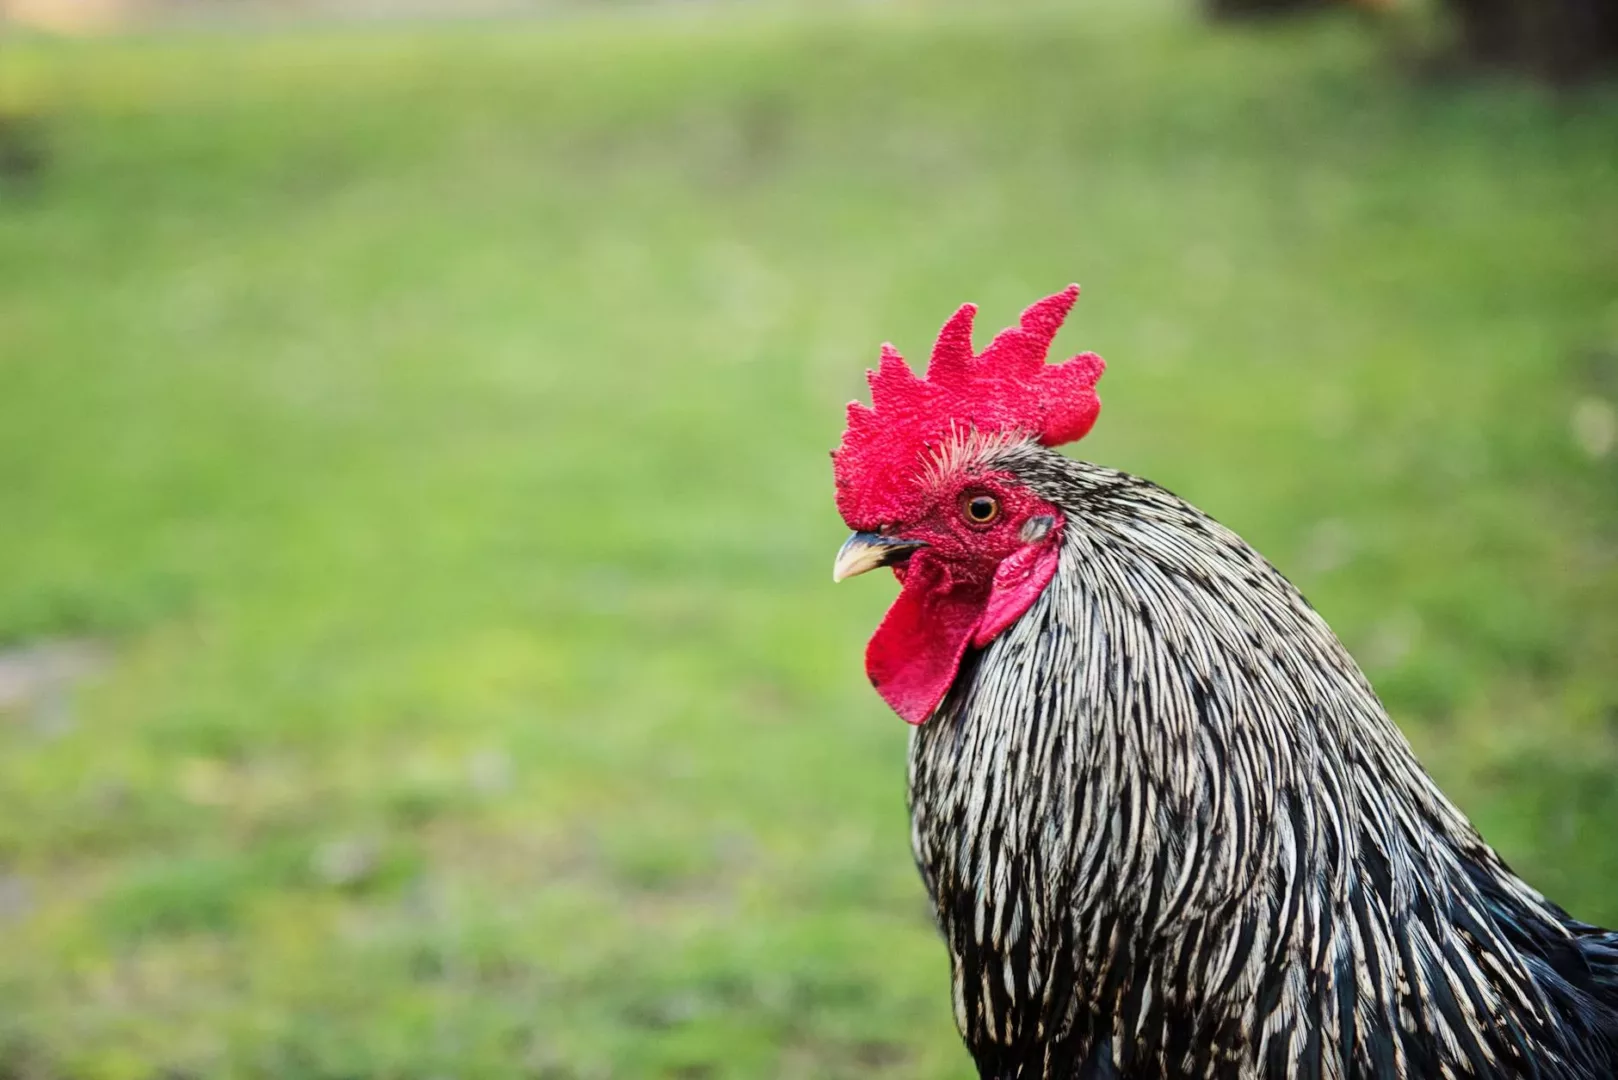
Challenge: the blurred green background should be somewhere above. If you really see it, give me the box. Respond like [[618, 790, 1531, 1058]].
[[0, 1, 1615, 1077]]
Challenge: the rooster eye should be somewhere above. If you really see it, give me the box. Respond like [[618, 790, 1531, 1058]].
[[962, 494, 1000, 525]]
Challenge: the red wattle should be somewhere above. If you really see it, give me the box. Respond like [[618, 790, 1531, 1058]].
[[865, 558, 990, 726], [865, 537, 1062, 725]]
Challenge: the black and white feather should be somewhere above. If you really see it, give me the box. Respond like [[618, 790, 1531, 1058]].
[[906, 439, 1618, 1080]]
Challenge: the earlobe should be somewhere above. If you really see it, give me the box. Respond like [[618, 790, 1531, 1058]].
[[1020, 515, 1056, 544], [972, 532, 1063, 648]]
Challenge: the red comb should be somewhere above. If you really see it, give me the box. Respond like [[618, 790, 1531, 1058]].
[[833, 285, 1104, 529]]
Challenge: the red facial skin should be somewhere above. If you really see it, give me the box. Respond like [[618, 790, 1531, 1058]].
[[867, 471, 1064, 725], [832, 285, 1103, 724]]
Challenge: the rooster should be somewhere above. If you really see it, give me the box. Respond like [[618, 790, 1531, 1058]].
[[830, 286, 1618, 1079]]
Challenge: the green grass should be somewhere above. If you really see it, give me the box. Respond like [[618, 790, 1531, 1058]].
[[0, 5, 1615, 1077]]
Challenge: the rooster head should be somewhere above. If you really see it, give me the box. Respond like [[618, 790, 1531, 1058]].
[[831, 286, 1105, 724]]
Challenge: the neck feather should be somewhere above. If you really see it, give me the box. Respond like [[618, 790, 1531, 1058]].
[[906, 446, 1616, 1078]]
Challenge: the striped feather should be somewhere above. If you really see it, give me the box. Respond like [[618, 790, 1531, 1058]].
[[906, 441, 1618, 1080]]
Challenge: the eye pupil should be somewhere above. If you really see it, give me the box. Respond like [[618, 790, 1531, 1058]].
[[966, 496, 998, 523]]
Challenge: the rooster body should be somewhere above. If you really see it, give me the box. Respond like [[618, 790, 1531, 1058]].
[[906, 447, 1618, 1079], [830, 289, 1618, 1079]]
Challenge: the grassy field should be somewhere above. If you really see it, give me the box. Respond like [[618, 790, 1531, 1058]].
[[0, 4, 1615, 1077]]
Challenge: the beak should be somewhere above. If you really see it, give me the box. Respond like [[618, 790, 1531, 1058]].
[[832, 531, 927, 583]]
